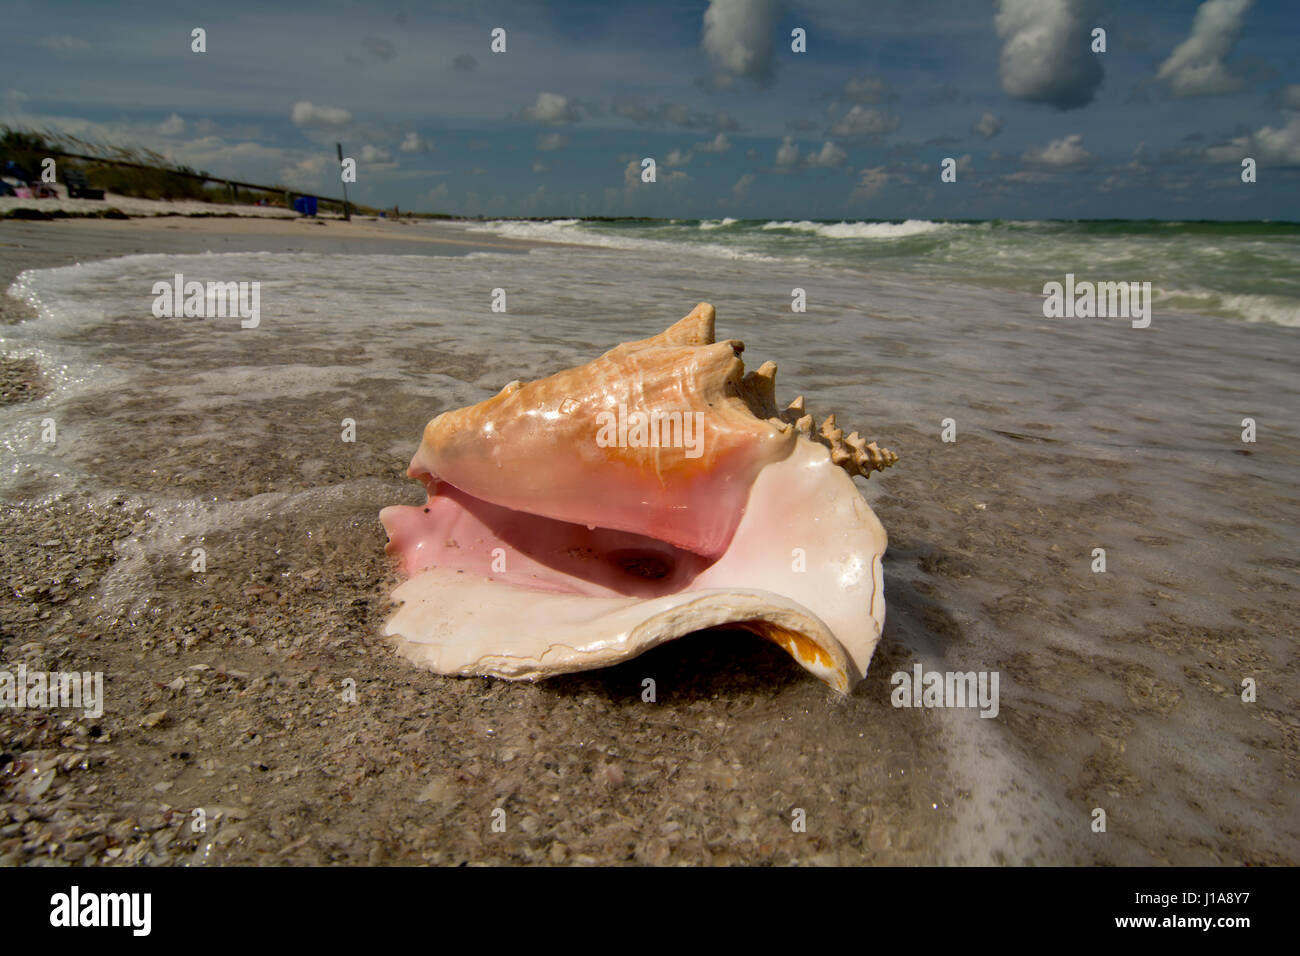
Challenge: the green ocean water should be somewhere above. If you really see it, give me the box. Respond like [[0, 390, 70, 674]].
[[467, 218, 1300, 328]]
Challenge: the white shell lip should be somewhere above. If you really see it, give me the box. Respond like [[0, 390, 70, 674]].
[[382, 437, 888, 694], [385, 573, 855, 692]]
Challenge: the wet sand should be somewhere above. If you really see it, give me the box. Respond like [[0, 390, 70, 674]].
[[1, 216, 1296, 866]]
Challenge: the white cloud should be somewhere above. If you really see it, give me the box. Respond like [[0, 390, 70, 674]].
[[995, 0, 1104, 110], [852, 166, 892, 200], [732, 172, 756, 197], [521, 91, 578, 124], [973, 111, 1004, 139], [1209, 114, 1300, 166], [702, 0, 780, 86], [694, 133, 732, 153], [291, 101, 353, 128], [532, 159, 549, 173], [360, 144, 392, 163], [774, 137, 848, 170], [1252, 115, 1300, 165], [158, 114, 186, 136], [829, 105, 901, 139], [624, 159, 643, 189], [806, 141, 847, 168], [537, 133, 568, 151], [775, 136, 801, 167], [281, 154, 331, 189], [624, 158, 687, 190], [399, 132, 432, 153], [1001, 169, 1055, 185], [665, 148, 693, 168], [1156, 0, 1252, 97], [1021, 133, 1095, 168]]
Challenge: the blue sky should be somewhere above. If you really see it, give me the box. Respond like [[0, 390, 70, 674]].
[[3, 0, 1298, 219]]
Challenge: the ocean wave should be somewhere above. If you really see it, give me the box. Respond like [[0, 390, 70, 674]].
[[1155, 288, 1300, 328], [698, 217, 738, 230], [759, 219, 951, 239], [465, 219, 781, 261]]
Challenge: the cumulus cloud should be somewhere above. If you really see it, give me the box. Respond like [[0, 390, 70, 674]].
[[774, 137, 846, 170], [281, 154, 331, 188], [158, 114, 186, 136], [1021, 133, 1095, 168], [1156, 0, 1252, 97], [973, 111, 1004, 139], [995, 0, 1104, 110], [775, 136, 801, 167], [665, 148, 693, 168], [532, 159, 548, 173], [1001, 169, 1055, 185], [520, 92, 579, 124], [537, 133, 568, 151], [701, 0, 781, 87], [291, 101, 353, 128], [399, 132, 432, 153], [359, 144, 392, 163], [806, 141, 847, 168], [732, 172, 756, 197], [852, 166, 893, 200], [695, 132, 732, 153], [624, 159, 644, 189], [1207, 115, 1300, 166], [829, 105, 901, 140], [841, 76, 896, 104], [624, 158, 687, 190], [1252, 115, 1300, 165]]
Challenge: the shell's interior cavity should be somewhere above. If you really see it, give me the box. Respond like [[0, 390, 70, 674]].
[[382, 478, 713, 599]]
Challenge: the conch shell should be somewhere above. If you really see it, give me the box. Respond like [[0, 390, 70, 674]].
[[379, 303, 897, 693]]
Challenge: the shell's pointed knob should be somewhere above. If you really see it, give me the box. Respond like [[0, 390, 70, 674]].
[[740, 360, 779, 417], [649, 302, 716, 347], [819, 414, 844, 445]]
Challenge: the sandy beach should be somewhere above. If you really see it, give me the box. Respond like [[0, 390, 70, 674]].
[[1, 213, 1297, 867]]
